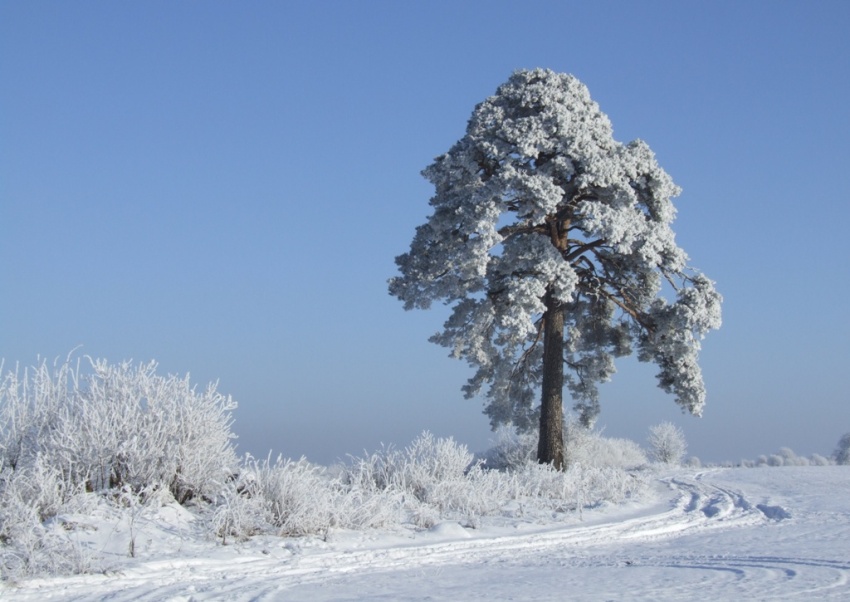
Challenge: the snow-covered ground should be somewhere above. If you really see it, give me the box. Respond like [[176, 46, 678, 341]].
[[2, 466, 847, 601]]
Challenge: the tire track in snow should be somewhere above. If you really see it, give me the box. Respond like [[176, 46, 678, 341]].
[[29, 473, 764, 601], [5, 471, 847, 601]]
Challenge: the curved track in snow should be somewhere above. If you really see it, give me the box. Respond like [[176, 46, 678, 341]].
[[4, 468, 850, 601]]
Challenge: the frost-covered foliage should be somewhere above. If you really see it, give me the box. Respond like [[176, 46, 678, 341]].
[[685, 456, 702, 468], [565, 418, 648, 469], [809, 453, 832, 467], [1, 422, 649, 579], [834, 433, 850, 465], [389, 68, 721, 437], [340, 432, 646, 528], [483, 420, 647, 471], [647, 422, 687, 465], [0, 456, 95, 579], [0, 356, 240, 579], [479, 427, 539, 470], [739, 448, 832, 468], [0, 357, 237, 502], [208, 431, 649, 541]]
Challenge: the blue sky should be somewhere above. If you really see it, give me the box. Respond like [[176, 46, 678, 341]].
[[2, 1, 848, 465]]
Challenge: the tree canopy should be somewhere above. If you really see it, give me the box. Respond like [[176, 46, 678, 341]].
[[389, 69, 721, 467]]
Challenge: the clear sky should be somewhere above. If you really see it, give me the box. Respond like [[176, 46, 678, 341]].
[[2, 1, 849, 465]]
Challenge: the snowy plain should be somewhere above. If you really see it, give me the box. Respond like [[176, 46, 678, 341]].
[[2, 466, 847, 601]]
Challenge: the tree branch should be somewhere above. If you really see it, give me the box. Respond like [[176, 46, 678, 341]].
[[565, 239, 606, 262], [510, 317, 544, 378]]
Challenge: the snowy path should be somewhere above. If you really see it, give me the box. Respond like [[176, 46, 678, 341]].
[[3, 467, 849, 600]]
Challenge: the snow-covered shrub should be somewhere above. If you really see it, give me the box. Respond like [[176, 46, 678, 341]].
[[767, 454, 784, 467], [348, 432, 474, 500], [809, 453, 831, 466], [738, 449, 835, 468], [686, 456, 702, 468], [0, 359, 75, 473], [209, 475, 270, 544], [342, 432, 486, 522], [778, 447, 812, 466], [834, 433, 850, 465], [0, 456, 95, 579], [647, 422, 687, 465], [567, 419, 647, 469], [55, 359, 238, 501], [343, 432, 637, 527], [243, 456, 337, 537], [490, 461, 648, 515], [480, 427, 537, 471], [222, 452, 409, 539], [482, 420, 647, 472], [331, 481, 403, 531], [579, 435, 648, 470], [395, 432, 475, 502], [0, 356, 242, 577], [0, 357, 238, 503]]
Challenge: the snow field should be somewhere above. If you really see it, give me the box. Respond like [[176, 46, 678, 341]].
[[2, 467, 848, 600]]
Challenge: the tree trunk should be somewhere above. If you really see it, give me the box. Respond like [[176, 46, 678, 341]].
[[538, 289, 565, 470]]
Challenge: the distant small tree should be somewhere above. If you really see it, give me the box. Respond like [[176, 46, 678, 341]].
[[647, 421, 687, 465], [389, 69, 721, 469], [834, 432, 850, 465]]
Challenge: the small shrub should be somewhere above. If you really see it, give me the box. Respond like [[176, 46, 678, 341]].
[[767, 454, 783, 467], [647, 422, 687, 465], [809, 453, 831, 466], [480, 427, 537, 471], [245, 456, 336, 537], [0, 457, 95, 579], [834, 433, 850, 465], [778, 447, 810, 466]]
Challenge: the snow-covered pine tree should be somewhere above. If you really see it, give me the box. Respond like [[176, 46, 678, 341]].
[[389, 69, 721, 469]]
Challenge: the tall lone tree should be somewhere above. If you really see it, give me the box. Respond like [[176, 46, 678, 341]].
[[389, 69, 721, 469]]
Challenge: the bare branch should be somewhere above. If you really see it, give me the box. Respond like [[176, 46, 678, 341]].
[[565, 239, 606, 262]]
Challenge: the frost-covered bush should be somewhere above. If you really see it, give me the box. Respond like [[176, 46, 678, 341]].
[[343, 432, 486, 524], [483, 420, 647, 472], [685, 456, 702, 468], [834, 433, 850, 465], [0, 457, 95, 579], [767, 454, 784, 467], [567, 420, 647, 470], [776, 447, 812, 466], [809, 453, 831, 466], [243, 456, 338, 537], [340, 431, 648, 530], [0, 359, 73, 473], [213, 453, 408, 542], [0, 356, 240, 578], [480, 427, 538, 471], [647, 422, 687, 465], [490, 461, 647, 517], [0, 357, 238, 503], [208, 476, 269, 544], [738, 449, 835, 468]]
